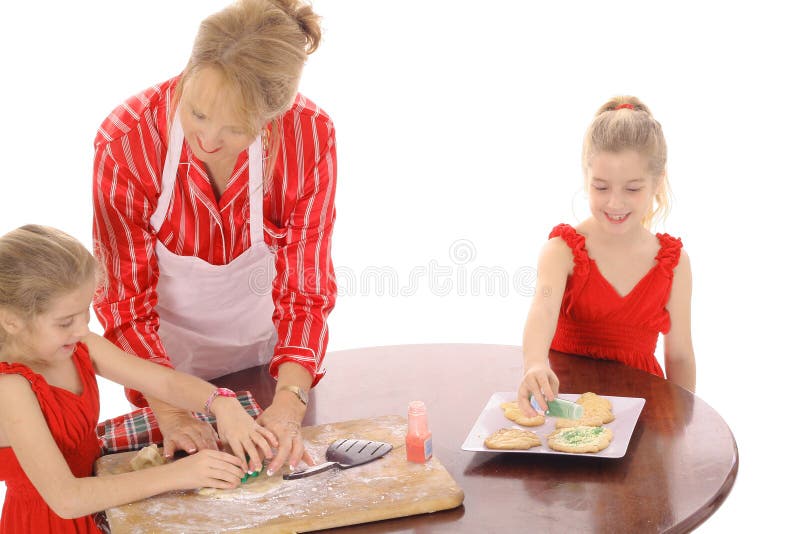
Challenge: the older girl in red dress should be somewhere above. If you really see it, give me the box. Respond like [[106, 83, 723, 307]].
[[518, 97, 696, 416]]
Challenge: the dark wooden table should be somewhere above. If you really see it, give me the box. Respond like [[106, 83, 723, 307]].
[[215, 344, 738, 533]]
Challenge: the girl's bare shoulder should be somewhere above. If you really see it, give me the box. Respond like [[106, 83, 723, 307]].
[[0, 371, 39, 418], [0, 371, 32, 391]]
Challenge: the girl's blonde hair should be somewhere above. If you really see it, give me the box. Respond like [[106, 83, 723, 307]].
[[0, 225, 98, 345], [582, 96, 672, 229], [176, 0, 322, 182]]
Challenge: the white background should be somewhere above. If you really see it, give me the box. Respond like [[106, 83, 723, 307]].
[[1, 1, 798, 530]]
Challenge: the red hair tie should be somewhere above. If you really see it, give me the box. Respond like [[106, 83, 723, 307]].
[[615, 103, 635, 110]]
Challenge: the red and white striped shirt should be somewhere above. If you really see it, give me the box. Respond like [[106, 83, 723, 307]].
[[92, 77, 337, 406]]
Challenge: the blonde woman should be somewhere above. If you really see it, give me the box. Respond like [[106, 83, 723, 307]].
[[93, 0, 335, 474], [518, 97, 695, 417]]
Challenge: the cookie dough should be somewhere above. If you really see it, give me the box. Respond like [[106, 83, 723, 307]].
[[129, 444, 166, 471], [547, 425, 613, 453], [484, 428, 541, 450], [500, 401, 545, 427], [197, 472, 284, 499]]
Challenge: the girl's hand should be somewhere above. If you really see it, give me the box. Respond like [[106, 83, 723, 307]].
[[256, 396, 314, 475], [212, 397, 277, 474], [166, 449, 246, 490], [518, 363, 560, 418]]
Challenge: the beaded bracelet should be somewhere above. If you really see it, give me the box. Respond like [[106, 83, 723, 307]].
[[204, 387, 237, 414]]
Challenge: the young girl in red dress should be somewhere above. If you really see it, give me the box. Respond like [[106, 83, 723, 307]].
[[0, 225, 277, 533], [519, 97, 696, 416]]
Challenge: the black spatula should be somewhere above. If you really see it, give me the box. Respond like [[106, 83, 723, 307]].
[[283, 438, 393, 480]]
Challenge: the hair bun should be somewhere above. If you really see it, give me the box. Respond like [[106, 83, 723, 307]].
[[269, 0, 321, 53], [598, 96, 652, 117], [294, 4, 321, 53]]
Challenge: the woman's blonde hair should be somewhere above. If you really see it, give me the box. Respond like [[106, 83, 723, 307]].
[[0, 225, 98, 344], [176, 0, 322, 181], [582, 96, 672, 229]]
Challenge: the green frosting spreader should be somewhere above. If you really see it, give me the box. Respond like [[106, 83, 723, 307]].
[[530, 396, 585, 419]]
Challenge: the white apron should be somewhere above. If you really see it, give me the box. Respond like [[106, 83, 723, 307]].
[[149, 113, 277, 379]]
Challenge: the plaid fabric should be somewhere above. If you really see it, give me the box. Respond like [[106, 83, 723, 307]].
[[96, 391, 262, 455]]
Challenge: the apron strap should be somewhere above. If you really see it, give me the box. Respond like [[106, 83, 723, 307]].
[[150, 114, 186, 232], [247, 137, 265, 244]]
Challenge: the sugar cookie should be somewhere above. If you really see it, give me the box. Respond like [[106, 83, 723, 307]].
[[576, 392, 615, 424], [500, 401, 545, 427], [484, 428, 541, 450], [547, 425, 613, 453], [554, 414, 605, 429]]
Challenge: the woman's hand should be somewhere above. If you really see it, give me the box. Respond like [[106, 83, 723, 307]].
[[518, 362, 560, 418], [212, 397, 277, 473], [166, 449, 246, 491], [255, 392, 314, 475], [150, 402, 220, 458]]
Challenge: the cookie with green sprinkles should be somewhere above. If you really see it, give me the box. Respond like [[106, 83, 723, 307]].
[[547, 425, 613, 453]]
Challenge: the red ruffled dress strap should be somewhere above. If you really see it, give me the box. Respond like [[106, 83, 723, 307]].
[[0, 361, 44, 384], [549, 224, 591, 311], [655, 233, 683, 275], [549, 224, 590, 275]]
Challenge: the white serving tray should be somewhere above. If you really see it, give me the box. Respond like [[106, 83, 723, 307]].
[[461, 392, 645, 458]]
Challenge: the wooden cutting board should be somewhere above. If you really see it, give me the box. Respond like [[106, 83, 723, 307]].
[[95, 415, 464, 533]]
